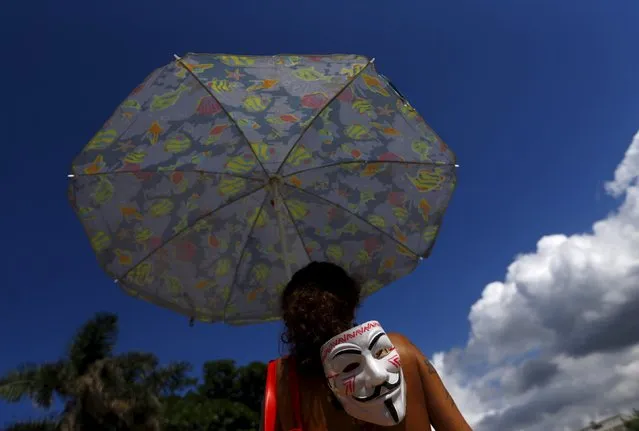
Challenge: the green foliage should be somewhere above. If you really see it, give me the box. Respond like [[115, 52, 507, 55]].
[[0, 312, 198, 431], [163, 394, 259, 431], [0, 313, 267, 431], [624, 409, 639, 431], [3, 419, 58, 431], [161, 359, 266, 431]]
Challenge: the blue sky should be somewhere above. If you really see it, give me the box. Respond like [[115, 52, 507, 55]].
[[2, 0, 639, 426]]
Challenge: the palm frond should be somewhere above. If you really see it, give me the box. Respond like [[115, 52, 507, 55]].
[[0, 362, 65, 407], [67, 312, 118, 375], [2, 418, 59, 431]]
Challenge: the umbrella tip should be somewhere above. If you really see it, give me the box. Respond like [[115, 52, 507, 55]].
[[67, 174, 75, 178], [455, 164, 460, 168], [173, 54, 181, 61]]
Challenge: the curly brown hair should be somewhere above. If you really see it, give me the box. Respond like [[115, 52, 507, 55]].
[[280, 261, 362, 377]]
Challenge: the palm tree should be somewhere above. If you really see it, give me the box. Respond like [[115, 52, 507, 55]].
[[0, 312, 195, 430]]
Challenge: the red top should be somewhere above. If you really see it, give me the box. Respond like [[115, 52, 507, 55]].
[[264, 356, 303, 431]]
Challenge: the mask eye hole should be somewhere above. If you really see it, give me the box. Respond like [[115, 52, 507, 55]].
[[342, 362, 359, 373], [375, 347, 392, 359]]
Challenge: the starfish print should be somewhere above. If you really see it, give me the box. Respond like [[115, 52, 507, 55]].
[[117, 229, 130, 240], [376, 104, 394, 116], [117, 140, 136, 152], [226, 68, 245, 80]]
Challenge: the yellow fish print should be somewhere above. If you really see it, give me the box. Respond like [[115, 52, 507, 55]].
[[345, 124, 373, 140], [128, 262, 154, 286], [225, 155, 256, 174], [218, 177, 246, 196], [93, 177, 114, 205], [121, 99, 141, 110], [287, 145, 312, 166], [293, 67, 329, 81], [149, 199, 174, 217], [411, 140, 430, 160], [208, 79, 237, 93], [219, 55, 255, 66], [352, 99, 374, 115], [90, 231, 111, 253], [367, 214, 385, 229], [134, 227, 153, 244], [340, 63, 367, 78], [123, 151, 146, 164], [250, 142, 275, 161], [252, 263, 270, 283], [163, 275, 184, 295], [406, 169, 446, 192], [85, 129, 117, 151], [247, 207, 269, 228], [286, 200, 309, 220], [423, 226, 439, 243], [164, 135, 191, 153], [150, 85, 188, 112], [242, 95, 271, 112], [216, 259, 232, 277]]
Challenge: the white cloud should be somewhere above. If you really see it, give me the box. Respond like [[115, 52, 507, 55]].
[[434, 131, 639, 431]]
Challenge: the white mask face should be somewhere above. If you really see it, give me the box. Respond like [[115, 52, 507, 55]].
[[320, 321, 406, 426]]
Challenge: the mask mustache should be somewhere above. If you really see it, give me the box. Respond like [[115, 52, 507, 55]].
[[352, 373, 401, 402]]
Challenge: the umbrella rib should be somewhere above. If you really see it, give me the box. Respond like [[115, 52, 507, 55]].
[[274, 60, 374, 175], [281, 183, 419, 258], [222, 192, 271, 322], [174, 57, 269, 177], [71, 170, 265, 181], [279, 196, 313, 265], [281, 160, 456, 178], [117, 184, 267, 283]]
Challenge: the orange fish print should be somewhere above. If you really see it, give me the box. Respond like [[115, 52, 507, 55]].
[[382, 257, 396, 270], [362, 74, 390, 97], [208, 235, 220, 247], [247, 79, 279, 92], [419, 199, 431, 221], [382, 127, 401, 136], [393, 225, 408, 244], [280, 114, 299, 123], [289, 176, 302, 187], [120, 206, 143, 220], [83, 155, 105, 175], [117, 250, 133, 266], [362, 163, 382, 177], [210, 124, 229, 136], [147, 121, 163, 145]]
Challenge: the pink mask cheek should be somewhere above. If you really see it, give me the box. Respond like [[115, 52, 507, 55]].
[[386, 352, 402, 371], [340, 376, 356, 396]]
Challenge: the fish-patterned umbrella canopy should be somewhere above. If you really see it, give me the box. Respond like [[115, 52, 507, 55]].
[[68, 53, 457, 324]]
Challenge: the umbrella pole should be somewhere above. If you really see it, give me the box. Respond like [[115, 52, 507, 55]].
[[272, 178, 292, 281]]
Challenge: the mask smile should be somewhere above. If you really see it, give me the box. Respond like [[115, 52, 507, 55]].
[[352, 372, 402, 402]]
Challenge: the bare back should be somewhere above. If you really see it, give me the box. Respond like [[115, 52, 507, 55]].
[[274, 333, 472, 431]]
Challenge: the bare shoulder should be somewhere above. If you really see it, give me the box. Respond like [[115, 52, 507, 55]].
[[388, 332, 421, 361]]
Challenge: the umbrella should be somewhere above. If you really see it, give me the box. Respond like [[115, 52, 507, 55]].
[[68, 53, 457, 324]]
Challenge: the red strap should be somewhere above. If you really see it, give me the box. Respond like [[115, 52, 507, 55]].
[[287, 356, 303, 431], [264, 359, 279, 431]]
